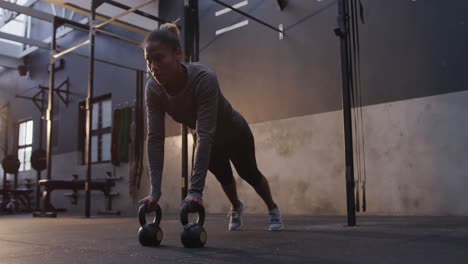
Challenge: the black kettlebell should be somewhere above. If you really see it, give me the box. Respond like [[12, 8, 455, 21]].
[[180, 202, 207, 248], [138, 203, 163, 247]]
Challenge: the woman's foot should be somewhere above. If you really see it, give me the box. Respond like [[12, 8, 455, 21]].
[[268, 207, 284, 231], [228, 200, 245, 231]]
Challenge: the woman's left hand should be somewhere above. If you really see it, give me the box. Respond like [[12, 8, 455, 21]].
[[183, 194, 204, 212]]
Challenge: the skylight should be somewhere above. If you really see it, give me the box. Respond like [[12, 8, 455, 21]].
[[0, 0, 30, 47]]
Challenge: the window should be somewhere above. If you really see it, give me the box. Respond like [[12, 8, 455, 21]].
[[78, 95, 112, 164], [17, 119, 33, 172]]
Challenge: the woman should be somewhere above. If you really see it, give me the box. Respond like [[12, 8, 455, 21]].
[[138, 23, 283, 231]]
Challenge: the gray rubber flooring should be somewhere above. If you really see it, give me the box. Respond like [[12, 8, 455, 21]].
[[0, 213, 467, 264]]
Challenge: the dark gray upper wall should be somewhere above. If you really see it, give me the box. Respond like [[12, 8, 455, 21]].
[[161, 0, 468, 124], [360, 0, 468, 105]]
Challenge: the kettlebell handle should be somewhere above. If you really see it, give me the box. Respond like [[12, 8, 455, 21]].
[[180, 202, 205, 227], [139, 202, 162, 226]]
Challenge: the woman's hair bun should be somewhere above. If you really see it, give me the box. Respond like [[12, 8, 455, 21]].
[[160, 23, 180, 41]]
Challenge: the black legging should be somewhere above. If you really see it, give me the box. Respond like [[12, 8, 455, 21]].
[[193, 110, 262, 187]]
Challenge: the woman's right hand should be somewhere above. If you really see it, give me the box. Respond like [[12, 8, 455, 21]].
[[138, 195, 159, 212]]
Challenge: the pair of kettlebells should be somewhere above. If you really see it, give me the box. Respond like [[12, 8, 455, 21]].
[[137, 202, 207, 248]]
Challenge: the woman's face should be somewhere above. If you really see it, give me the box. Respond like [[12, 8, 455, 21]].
[[144, 41, 182, 88]]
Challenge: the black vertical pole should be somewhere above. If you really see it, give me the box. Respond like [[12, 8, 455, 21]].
[[85, 0, 97, 218], [45, 18, 58, 212], [193, 0, 200, 62], [181, 0, 199, 200], [2, 104, 9, 211], [181, 126, 188, 199], [36, 91, 45, 211], [337, 0, 356, 226], [2, 169, 5, 210], [2, 103, 8, 156], [41, 18, 57, 214], [136, 70, 144, 189], [182, 0, 191, 201]]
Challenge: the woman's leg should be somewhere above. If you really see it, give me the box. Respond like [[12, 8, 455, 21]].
[[208, 144, 241, 209], [208, 146, 244, 230], [220, 181, 241, 209], [229, 128, 284, 230], [251, 172, 277, 210], [228, 113, 279, 211]]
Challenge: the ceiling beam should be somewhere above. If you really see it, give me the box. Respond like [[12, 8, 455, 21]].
[[46, 0, 150, 35], [0, 0, 54, 22], [106, 0, 168, 24], [0, 31, 49, 49], [0, 0, 40, 28], [19, 17, 89, 58]]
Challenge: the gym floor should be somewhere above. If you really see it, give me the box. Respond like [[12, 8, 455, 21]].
[[1, 213, 467, 264]]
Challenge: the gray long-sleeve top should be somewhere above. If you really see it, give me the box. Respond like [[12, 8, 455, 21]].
[[146, 62, 234, 199]]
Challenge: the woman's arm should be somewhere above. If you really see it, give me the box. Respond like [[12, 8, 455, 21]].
[[189, 73, 220, 197], [146, 83, 166, 199]]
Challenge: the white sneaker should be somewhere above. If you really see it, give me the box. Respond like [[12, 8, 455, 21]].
[[268, 207, 284, 231], [228, 200, 245, 231]]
